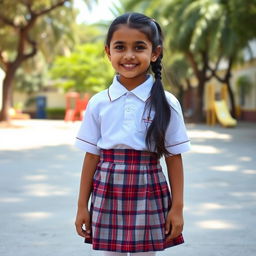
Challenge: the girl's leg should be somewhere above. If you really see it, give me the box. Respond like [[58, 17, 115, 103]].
[[102, 251, 128, 256], [130, 252, 156, 256]]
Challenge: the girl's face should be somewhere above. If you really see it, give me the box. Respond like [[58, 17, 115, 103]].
[[105, 25, 161, 89]]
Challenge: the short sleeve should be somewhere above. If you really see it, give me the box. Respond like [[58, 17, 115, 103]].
[[165, 93, 191, 155], [74, 99, 101, 155]]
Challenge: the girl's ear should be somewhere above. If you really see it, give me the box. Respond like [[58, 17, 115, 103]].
[[151, 45, 162, 62], [105, 45, 111, 60]]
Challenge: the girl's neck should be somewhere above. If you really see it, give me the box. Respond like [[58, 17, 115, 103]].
[[118, 74, 149, 91]]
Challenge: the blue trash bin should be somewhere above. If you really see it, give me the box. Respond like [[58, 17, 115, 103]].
[[36, 96, 46, 119]]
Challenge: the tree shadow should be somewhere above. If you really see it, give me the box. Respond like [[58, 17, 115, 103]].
[[0, 144, 94, 255], [168, 123, 256, 255]]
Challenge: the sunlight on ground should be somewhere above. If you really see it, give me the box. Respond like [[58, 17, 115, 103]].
[[16, 211, 53, 220], [188, 202, 243, 216], [0, 120, 80, 150], [23, 183, 71, 197], [210, 165, 238, 172], [191, 144, 221, 154], [196, 220, 238, 229], [188, 130, 232, 140], [230, 192, 256, 198], [200, 203, 225, 210], [190, 181, 229, 188], [239, 156, 252, 162], [24, 175, 48, 181], [0, 197, 25, 203], [242, 169, 256, 174], [188, 128, 232, 154], [187, 203, 224, 216]]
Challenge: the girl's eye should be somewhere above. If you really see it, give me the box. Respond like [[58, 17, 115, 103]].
[[135, 45, 146, 51], [114, 45, 124, 50]]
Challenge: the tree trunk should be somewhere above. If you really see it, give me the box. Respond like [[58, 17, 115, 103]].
[[211, 57, 237, 118], [186, 51, 210, 123], [224, 61, 236, 118], [193, 77, 205, 122], [0, 65, 17, 121], [225, 78, 236, 118], [0, 1, 68, 122]]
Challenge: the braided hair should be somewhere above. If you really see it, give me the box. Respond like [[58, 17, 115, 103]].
[[106, 13, 171, 157]]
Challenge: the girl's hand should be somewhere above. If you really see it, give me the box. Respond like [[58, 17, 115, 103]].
[[75, 207, 91, 239], [165, 207, 184, 241]]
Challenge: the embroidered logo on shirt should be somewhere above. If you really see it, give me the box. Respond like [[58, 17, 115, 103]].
[[142, 116, 153, 123]]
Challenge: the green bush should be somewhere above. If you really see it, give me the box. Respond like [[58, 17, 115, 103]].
[[46, 108, 65, 119]]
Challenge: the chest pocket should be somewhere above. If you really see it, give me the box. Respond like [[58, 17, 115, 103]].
[[137, 109, 155, 133]]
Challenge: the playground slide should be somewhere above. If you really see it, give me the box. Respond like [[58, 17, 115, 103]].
[[214, 100, 237, 127]]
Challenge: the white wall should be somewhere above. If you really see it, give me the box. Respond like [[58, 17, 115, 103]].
[[13, 90, 66, 112]]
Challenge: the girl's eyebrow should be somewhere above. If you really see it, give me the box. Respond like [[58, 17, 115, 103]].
[[135, 41, 147, 45], [113, 40, 148, 45], [113, 41, 124, 45]]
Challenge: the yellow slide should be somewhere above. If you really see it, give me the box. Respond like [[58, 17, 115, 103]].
[[214, 100, 237, 127]]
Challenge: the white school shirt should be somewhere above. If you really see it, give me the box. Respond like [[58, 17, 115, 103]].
[[75, 75, 190, 156]]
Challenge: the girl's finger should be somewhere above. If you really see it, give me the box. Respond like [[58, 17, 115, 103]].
[[165, 217, 171, 235], [75, 221, 86, 237], [167, 224, 183, 241], [84, 221, 92, 238]]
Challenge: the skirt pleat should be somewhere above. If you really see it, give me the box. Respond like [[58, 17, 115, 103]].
[[85, 149, 184, 252]]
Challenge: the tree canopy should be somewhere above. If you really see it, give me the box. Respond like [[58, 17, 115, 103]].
[[50, 43, 114, 93], [0, 0, 86, 121], [123, 0, 256, 120]]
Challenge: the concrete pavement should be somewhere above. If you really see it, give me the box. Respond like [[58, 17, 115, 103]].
[[0, 120, 255, 256]]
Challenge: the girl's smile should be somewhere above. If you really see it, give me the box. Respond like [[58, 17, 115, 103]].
[[105, 25, 160, 90]]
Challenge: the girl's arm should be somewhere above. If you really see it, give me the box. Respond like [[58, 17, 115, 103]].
[[164, 154, 184, 241], [75, 152, 100, 238]]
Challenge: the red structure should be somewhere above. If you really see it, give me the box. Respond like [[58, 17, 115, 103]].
[[64, 92, 90, 121]]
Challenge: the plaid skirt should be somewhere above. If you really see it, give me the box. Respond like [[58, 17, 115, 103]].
[[85, 149, 184, 252]]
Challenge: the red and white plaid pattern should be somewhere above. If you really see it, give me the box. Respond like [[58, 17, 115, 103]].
[[85, 149, 184, 252]]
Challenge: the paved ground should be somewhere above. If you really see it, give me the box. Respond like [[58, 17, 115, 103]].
[[0, 120, 255, 256]]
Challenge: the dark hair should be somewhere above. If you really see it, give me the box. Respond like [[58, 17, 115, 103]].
[[106, 12, 171, 157]]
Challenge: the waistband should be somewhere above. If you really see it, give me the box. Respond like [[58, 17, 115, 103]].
[[100, 149, 159, 165]]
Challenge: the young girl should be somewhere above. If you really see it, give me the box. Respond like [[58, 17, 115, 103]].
[[75, 12, 190, 256]]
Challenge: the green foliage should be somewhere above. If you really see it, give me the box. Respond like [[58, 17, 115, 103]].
[[122, 0, 256, 120], [31, 4, 77, 63], [0, 0, 100, 121], [236, 75, 253, 96], [75, 24, 104, 44], [129, 0, 255, 61], [163, 53, 192, 90], [49, 42, 114, 93], [0, 0, 76, 65], [14, 55, 48, 94]]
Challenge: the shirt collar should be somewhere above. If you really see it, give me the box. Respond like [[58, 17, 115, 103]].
[[108, 75, 154, 102]]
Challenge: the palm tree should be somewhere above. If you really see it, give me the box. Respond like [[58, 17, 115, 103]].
[[123, 0, 256, 121]]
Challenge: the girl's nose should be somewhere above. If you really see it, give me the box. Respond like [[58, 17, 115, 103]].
[[124, 51, 135, 60]]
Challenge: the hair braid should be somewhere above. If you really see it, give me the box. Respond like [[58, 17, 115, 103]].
[[146, 54, 171, 157], [151, 55, 162, 80]]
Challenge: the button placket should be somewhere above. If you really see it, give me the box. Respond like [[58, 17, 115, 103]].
[[123, 93, 136, 128]]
